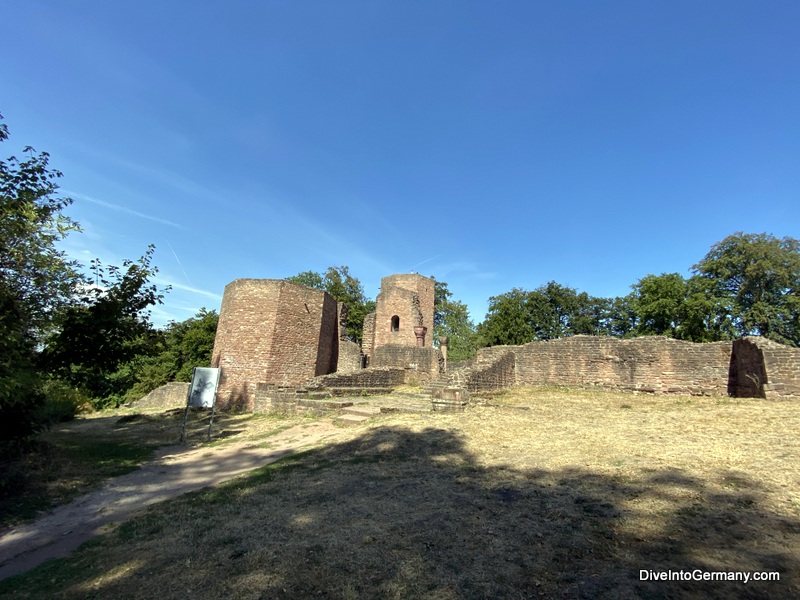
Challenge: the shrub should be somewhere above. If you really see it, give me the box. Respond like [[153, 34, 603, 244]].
[[38, 379, 91, 425]]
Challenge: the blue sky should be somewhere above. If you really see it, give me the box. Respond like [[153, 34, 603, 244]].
[[2, 1, 798, 327]]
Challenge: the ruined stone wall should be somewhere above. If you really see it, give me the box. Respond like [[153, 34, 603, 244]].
[[211, 279, 338, 410], [267, 286, 338, 384], [133, 382, 190, 410], [465, 351, 516, 392], [475, 336, 733, 396], [337, 340, 363, 373], [362, 312, 376, 362], [306, 367, 408, 391], [372, 274, 435, 351], [761, 339, 800, 398], [371, 345, 440, 382], [731, 337, 800, 399]]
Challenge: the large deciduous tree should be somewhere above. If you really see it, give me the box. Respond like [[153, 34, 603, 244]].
[[477, 282, 611, 347], [124, 308, 219, 402], [40, 246, 168, 407], [477, 288, 535, 347], [0, 116, 81, 334], [1, 114, 82, 445], [692, 232, 800, 345], [432, 280, 478, 362], [285, 266, 374, 344]]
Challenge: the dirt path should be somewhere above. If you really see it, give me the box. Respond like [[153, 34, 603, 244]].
[[0, 418, 346, 581]]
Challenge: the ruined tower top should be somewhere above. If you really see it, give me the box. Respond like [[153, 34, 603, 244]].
[[362, 273, 435, 359]]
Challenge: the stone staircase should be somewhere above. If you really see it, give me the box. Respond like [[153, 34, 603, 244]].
[[333, 404, 382, 427], [423, 350, 516, 411]]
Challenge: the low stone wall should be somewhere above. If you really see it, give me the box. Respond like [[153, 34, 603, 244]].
[[371, 345, 440, 383], [465, 351, 516, 393], [305, 367, 408, 392], [253, 384, 298, 414], [512, 336, 732, 396], [132, 382, 189, 409]]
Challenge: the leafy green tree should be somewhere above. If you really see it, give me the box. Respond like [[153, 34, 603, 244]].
[[679, 276, 735, 342], [479, 282, 627, 346], [125, 308, 219, 401], [633, 273, 688, 337], [602, 294, 638, 337], [286, 266, 374, 343], [572, 295, 616, 337], [0, 113, 81, 445], [527, 281, 600, 340], [477, 288, 536, 347], [631, 272, 734, 342], [0, 280, 45, 448], [432, 280, 478, 361], [285, 270, 324, 290], [693, 232, 800, 345], [40, 246, 168, 407], [0, 115, 81, 335]]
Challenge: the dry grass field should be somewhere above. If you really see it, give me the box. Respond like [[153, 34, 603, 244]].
[[1, 387, 799, 599]]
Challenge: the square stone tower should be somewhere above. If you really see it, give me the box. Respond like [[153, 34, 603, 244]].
[[362, 274, 436, 375]]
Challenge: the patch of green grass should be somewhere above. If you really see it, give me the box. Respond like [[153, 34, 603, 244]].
[[0, 435, 160, 528], [59, 438, 155, 475], [0, 410, 192, 530], [117, 512, 166, 542]]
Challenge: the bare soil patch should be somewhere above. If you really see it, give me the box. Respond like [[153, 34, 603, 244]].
[[1, 387, 799, 598]]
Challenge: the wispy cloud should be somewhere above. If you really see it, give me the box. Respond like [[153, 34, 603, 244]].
[[155, 277, 222, 302], [166, 240, 191, 284], [64, 190, 186, 229], [409, 255, 442, 271]]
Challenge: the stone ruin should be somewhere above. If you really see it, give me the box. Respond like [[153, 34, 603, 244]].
[[211, 273, 437, 410], [210, 273, 800, 412]]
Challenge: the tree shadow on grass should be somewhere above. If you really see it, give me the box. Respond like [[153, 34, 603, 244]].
[[2, 425, 798, 599]]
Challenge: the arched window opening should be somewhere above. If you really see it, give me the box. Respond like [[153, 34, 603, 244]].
[[391, 315, 400, 332]]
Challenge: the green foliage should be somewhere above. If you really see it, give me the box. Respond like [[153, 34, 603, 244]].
[[477, 288, 535, 346], [477, 282, 612, 347], [125, 308, 219, 402], [41, 246, 168, 408], [432, 280, 478, 361], [0, 112, 80, 447], [38, 379, 89, 424], [693, 232, 800, 345], [286, 266, 374, 343], [0, 280, 45, 450], [633, 273, 688, 337], [604, 294, 638, 338], [0, 114, 81, 335]]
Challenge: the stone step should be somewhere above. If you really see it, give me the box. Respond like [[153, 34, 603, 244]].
[[379, 404, 432, 415], [333, 413, 372, 427], [325, 387, 395, 397], [297, 399, 354, 410], [342, 405, 382, 417]]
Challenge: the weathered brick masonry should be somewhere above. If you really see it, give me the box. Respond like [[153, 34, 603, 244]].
[[209, 272, 799, 412], [731, 337, 800, 398], [371, 345, 440, 382], [306, 367, 408, 391], [472, 336, 799, 398], [211, 279, 338, 410], [507, 336, 732, 395], [363, 274, 435, 365]]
